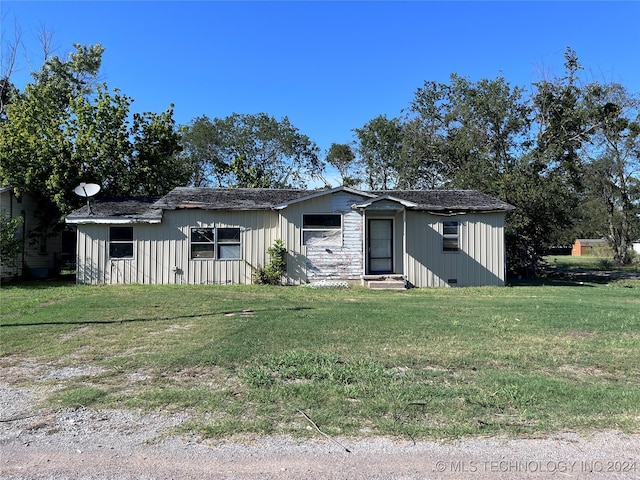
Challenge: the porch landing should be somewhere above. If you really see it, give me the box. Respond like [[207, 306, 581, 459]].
[[362, 275, 407, 290]]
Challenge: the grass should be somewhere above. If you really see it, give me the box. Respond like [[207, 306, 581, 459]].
[[545, 254, 640, 273], [1, 272, 639, 441]]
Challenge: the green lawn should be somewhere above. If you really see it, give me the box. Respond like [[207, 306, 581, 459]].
[[546, 254, 640, 272], [1, 276, 639, 440]]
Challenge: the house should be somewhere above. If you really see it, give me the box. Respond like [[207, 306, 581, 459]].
[[0, 186, 71, 279], [65, 186, 515, 288], [571, 238, 609, 257]]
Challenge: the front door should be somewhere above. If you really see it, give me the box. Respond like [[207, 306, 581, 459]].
[[368, 219, 393, 274]]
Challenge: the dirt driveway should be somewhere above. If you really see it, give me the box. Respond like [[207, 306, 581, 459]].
[[2, 382, 638, 480]]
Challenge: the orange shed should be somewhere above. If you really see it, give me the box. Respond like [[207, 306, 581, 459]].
[[571, 238, 608, 256]]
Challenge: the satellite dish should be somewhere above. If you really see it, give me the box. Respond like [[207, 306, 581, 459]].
[[73, 182, 101, 215], [74, 183, 101, 198]]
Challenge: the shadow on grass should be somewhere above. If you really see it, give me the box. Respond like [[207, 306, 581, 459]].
[[0, 306, 314, 328], [508, 268, 640, 287], [0, 277, 77, 289]]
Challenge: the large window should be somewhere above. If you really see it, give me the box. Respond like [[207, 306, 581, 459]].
[[109, 227, 134, 259], [302, 214, 341, 246], [443, 221, 459, 252], [191, 227, 241, 260]]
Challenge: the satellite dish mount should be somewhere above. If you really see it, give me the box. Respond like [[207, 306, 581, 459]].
[[73, 182, 101, 215]]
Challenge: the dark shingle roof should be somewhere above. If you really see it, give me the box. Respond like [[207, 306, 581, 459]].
[[370, 190, 515, 212], [66, 187, 515, 223], [153, 187, 317, 210], [66, 196, 162, 222]]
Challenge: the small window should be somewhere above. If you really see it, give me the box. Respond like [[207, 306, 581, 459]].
[[191, 228, 215, 259], [443, 221, 459, 252], [109, 227, 134, 259], [217, 228, 241, 259], [302, 214, 341, 246]]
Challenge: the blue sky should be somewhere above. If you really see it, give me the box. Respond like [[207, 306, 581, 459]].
[[3, 1, 640, 158]]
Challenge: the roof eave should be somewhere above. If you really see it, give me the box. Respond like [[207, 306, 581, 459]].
[[353, 195, 419, 209], [66, 217, 162, 225], [274, 186, 376, 210]]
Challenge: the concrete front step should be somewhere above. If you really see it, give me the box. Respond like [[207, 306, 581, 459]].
[[368, 281, 406, 290], [362, 275, 407, 290]]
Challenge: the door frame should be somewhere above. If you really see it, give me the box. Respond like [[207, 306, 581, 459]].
[[367, 217, 394, 274]]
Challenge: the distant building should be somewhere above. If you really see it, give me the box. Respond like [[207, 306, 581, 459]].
[[571, 238, 608, 257]]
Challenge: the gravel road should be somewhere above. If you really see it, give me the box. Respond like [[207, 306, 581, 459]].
[[2, 383, 638, 480]]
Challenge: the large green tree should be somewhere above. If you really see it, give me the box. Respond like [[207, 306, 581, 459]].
[[403, 74, 575, 274], [531, 49, 640, 265], [0, 43, 188, 234], [325, 143, 360, 187], [582, 82, 640, 264], [532, 48, 592, 186], [353, 115, 405, 190], [407, 74, 532, 192], [179, 113, 322, 188]]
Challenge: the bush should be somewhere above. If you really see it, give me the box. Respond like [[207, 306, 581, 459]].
[[0, 213, 23, 267], [253, 239, 287, 285]]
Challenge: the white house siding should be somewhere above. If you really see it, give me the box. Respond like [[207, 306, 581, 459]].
[[280, 191, 367, 284], [1, 189, 62, 279], [76, 224, 107, 284], [405, 211, 506, 287], [76, 209, 279, 285]]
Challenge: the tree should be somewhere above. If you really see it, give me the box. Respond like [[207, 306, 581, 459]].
[[125, 109, 188, 196], [408, 75, 532, 192], [582, 83, 640, 264], [325, 143, 360, 187], [0, 43, 188, 234], [354, 115, 405, 190], [1, 19, 21, 122], [404, 74, 571, 274], [0, 213, 22, 268], [531, 47, 592, 186], [530, 49, 640, 265], [179, 113, 322, 188], [178, 115, 230, 187]]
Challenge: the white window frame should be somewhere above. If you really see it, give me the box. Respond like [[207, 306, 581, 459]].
[[301, 214, 342, 246], [109, 226, 134, 259]]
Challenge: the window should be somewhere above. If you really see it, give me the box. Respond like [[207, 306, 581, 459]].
[[191, 228, 215, 259], [302, 214, 341, 246], [109, 227, 134, 258], [443, 221, 459, 252], [190, 227, 241, 260], [217, 228, 241, 259]]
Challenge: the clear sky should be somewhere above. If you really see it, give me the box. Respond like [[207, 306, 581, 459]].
[[3, 1, 640, 157]]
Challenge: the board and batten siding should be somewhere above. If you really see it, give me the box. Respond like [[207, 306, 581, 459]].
[[76, 209, 279, 285], [405, 211, 506, 287], [280, 191, 366, 284]]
